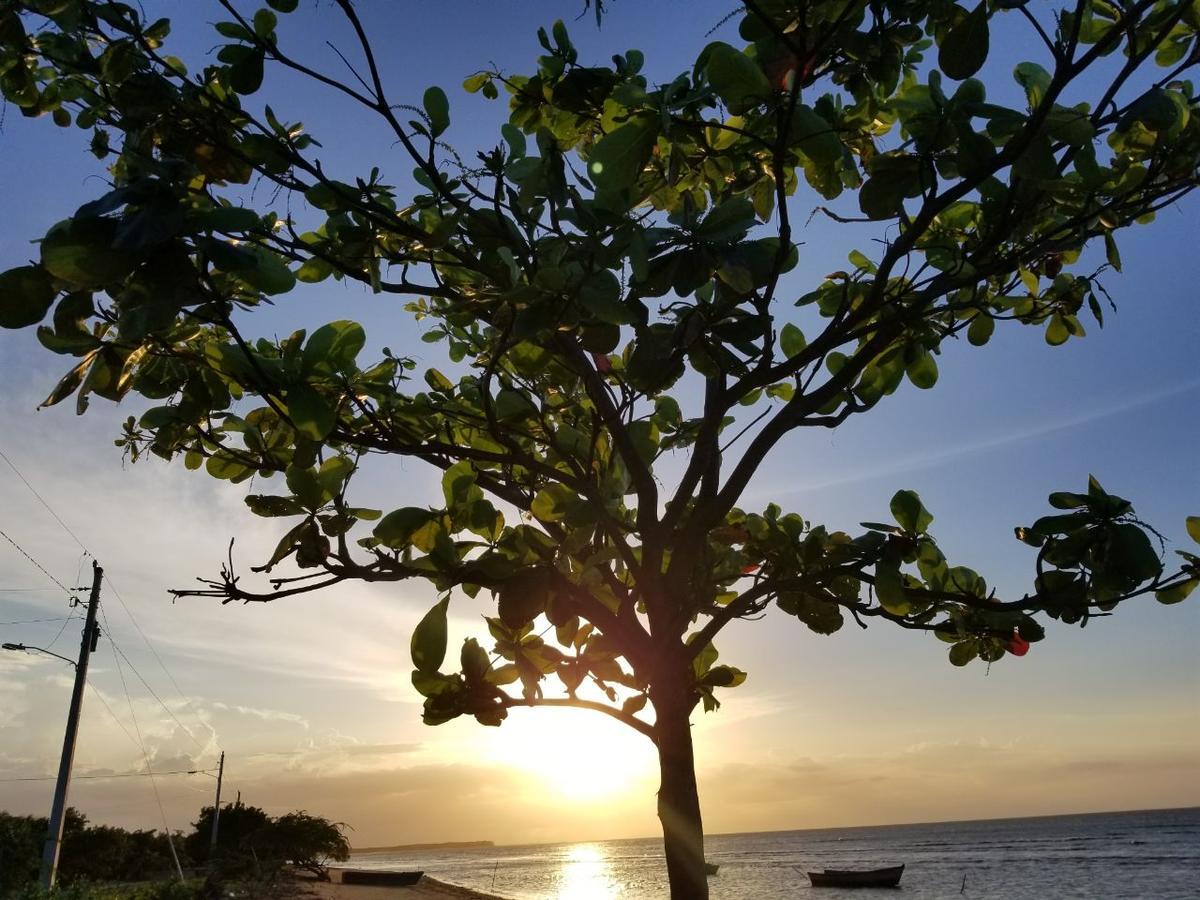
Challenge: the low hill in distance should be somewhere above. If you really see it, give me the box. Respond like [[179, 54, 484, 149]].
[[352, 840, 494, 853]]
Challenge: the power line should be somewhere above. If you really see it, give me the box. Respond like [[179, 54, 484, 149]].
[[0, 769, 218, 784], [86, 681, 145, 754], [103, 574, 214, 751], [0, 445, 214, 759], [106, 630, 208, 753], [0, 527, 74, 595], [0, 617, 69, 626], [43, 610, 82, 653], [0, 447, 91, 556], [104, 618, 184, 879]]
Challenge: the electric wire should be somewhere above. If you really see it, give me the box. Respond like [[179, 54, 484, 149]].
[[103, 574, 214, 751], [87, 680, 145, 754], [0, 616, 69, 626], [107, 633, 207, 752], [43, 608, 82, 652], [0, 768, 218, 783], [0, 526, 73, 595], [0, 446, 91, 556], [102, 615, 184, 880], [0, 448, 216, 759]]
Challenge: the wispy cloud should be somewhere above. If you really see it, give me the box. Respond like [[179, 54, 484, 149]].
[[748, 378, 1200, 500]]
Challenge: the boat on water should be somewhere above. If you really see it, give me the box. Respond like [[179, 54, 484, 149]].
[[704, 861, 720, 876], [340, 869, 424, 886], [807, 864, 904, 888]]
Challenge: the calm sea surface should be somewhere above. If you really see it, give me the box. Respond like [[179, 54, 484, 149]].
[[349, 807, 1199, 899]]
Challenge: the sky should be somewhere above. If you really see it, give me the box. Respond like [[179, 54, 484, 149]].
[[0, 1, 1197, 848]]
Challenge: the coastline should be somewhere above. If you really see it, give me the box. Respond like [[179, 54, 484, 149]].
[[298, 868, 510, 900]]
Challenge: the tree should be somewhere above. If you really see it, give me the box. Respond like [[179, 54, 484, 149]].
[[1, 1, 1197, 896], [184, 803, 347, 882], [252, 812, 350, 882], [184, 801, 270, 866], [0, 808, 184, 893]]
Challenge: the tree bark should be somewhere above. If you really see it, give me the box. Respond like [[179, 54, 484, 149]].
[[654, 684, 708, 900]]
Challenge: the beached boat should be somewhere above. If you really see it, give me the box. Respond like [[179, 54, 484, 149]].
[[807, 864, 904, 888], [340, 868, 424, 886], [705, 861, 720, 876]]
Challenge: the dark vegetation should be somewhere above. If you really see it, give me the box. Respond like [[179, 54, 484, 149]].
[[0, 803, 349, 898]]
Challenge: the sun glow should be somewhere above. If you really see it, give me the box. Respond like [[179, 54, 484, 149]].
[[553, 844, 620, 899], [486, 707, 657, 801]]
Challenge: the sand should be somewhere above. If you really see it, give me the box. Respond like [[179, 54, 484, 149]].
[[295, 868, 510, 900]]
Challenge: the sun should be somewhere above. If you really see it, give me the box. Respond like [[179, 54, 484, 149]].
[[485, 706, 657, 801]]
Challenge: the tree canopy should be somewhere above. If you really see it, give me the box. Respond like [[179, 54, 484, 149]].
[[1, 1, 1197, 896]]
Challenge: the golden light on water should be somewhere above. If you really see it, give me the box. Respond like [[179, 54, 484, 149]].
[[553, 844, 621, 899], [486, 708, 656, 802]]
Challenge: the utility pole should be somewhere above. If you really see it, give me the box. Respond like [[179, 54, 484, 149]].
[[40, 560, 103, 890], [209, 750, 226, 854]]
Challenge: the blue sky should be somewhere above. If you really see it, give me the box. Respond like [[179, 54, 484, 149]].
[[0, 1, 1197, 845]]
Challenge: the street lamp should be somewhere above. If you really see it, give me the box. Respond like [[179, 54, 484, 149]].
[[2, 642, 78, 667]]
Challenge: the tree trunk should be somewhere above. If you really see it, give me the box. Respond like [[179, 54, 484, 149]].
[[654, 686, 708, 900]]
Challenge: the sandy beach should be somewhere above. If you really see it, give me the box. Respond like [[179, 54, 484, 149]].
[[296, 868, 509, 900]]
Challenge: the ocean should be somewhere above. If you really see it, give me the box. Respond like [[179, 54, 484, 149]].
[[348, 807, 1199, 899]]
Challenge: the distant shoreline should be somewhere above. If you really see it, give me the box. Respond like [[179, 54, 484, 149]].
[[353, 840, 495, 853], [348, 805, 1200, 853]]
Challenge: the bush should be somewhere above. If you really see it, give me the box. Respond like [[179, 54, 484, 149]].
[[0, 811, 187, 898]]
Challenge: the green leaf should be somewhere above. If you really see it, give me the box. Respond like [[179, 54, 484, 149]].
[[696, 197, 757, 241], [1048, 492, 1089, 510], [494, 387, 534, 421], [705, 42, 772, 114], [1014, 62, 1051, 108], [1045, 313, 1070, 346], [375, 507, 438, 548], [905, 349, 939, 389], [940, 4, 989, 80], [245, 495, 304, 517], [780, 322, 806, 358], [41, 218, 135, 288], [577, 270, 635, 324], [228, 48, 264, 95], [702, 665, 747, 688], [778, 592, 844, 634], [423, 86, 450, 137], [531, 484, 578, 522], [266, 0, 298, 11], [858, 177, 904, 220], [498, 571, 549, 629], [588, 115, 658, 193], [303, 320, 365, 373], [0, 265, 56, 328], [287, 384, 336, 440], [1156, 578, 1197, 605], [1187, 516, 1200, 545], [1046, 104, 1095, 146], [252, 8, 277, 36], [1107, 523, 1161, 584], [966, 314, 994, 346], [891, 490, 933, 533], [1104, 232, 1122, 272], [789, 105, 841, 165], [949, 641, 978, 666], [411, 596, 449, 674], [209, 241, 296, 295], [463, 72, 490, 93], [874, 562, 909, 616]]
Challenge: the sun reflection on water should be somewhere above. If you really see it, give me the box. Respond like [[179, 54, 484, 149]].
[[553, 843, 622, 899]]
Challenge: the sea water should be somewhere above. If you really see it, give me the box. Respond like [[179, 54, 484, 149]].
[[348, 807, 1199, 899]]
